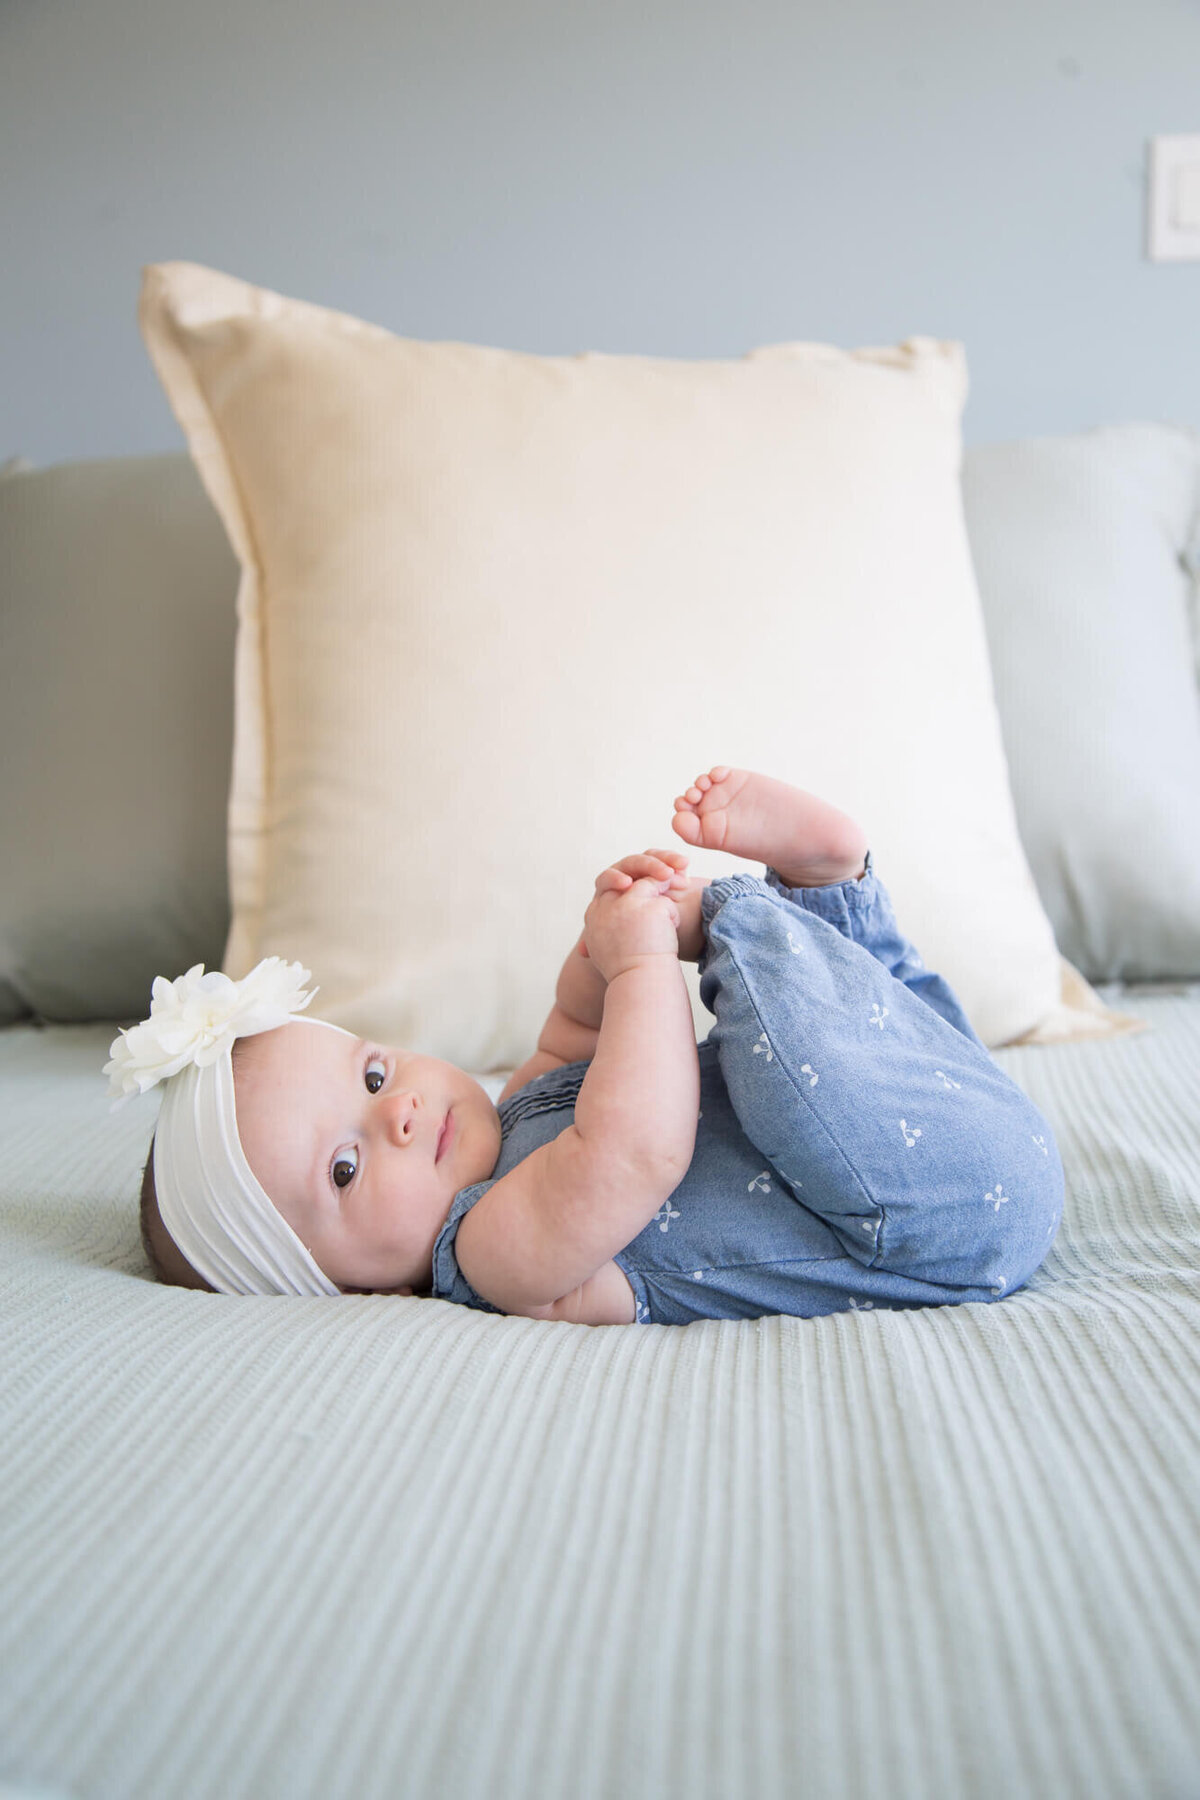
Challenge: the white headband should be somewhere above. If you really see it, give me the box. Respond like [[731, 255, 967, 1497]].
[[105, 959, 348, 1296]]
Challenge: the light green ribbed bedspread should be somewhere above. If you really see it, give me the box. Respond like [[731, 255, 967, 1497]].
[[1, 1003, 1198, 1800]]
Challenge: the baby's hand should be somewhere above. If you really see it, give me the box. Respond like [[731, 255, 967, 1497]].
[[583, 861, 682, 982], [594, 849, 691, 897], [580, 851, 695, 971]]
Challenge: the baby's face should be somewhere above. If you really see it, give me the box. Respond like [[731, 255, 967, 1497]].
[[233, 1022, 502, 1294]]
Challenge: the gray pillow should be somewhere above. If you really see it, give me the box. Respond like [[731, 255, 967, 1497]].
[[0, 453, 238, 1022], [963, 423, 1200, 980]]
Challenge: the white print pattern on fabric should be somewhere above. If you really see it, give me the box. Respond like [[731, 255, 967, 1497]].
[[935, 1070, 962, 1090], [986, 1184, 1011, 1212], [870, 1004, 889, 1028], [1033, 1135, 1049, 1155], [752, 1033, 774, 1062], [785, 931, 803, 955], [748, 1171, 772, 1193], [801, 1064, 818, 1086], [655, 1201, 681, 1233], [900, 1119, 922, 1146]]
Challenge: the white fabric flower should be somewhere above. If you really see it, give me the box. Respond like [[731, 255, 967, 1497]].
[[104, 958, 317, 1104]]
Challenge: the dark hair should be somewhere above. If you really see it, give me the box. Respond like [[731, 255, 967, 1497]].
[[138, 1137, 216, 1292]]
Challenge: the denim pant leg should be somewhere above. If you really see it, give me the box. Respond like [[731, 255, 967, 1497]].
[[778, 850, 988, 1046], [698, 870, 1064, 1302]]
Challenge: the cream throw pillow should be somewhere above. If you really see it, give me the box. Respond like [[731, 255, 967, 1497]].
[[139, 261, 1106, 1065]]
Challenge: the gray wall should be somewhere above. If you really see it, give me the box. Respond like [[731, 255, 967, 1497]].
[[3, 0, 1198, 464]]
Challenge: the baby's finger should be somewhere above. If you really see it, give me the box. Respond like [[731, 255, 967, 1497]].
[[621, 874, 675, 899], [594, 867, 634, 894], [612, 851, 680, 880]]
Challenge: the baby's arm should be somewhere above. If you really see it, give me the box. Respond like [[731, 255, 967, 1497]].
[[498, 849, 692, 1103], [493, 931, 607, 1103], [456, 869, 700, 1316]]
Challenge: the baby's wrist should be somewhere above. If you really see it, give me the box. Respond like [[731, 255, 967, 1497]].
[[603, 950, 681, 984]]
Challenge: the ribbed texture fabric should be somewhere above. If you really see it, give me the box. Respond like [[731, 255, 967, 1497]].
[[1, 1007, 1198, 1800]]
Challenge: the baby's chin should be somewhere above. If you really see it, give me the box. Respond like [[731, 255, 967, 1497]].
[[323, 1254, 426, 1298]]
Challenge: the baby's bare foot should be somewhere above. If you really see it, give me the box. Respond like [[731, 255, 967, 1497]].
[[672, 766, 868, 888], [668, 875, 709, 961]]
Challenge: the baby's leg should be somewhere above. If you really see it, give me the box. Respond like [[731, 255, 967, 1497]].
[[697, 873, 1063, 1302], [764, 858, 985, 1044], [653, 760, 866, 967], [667, 875, 710, 963], [670, 766, 980, 1038], [673, 766, 869, 888]]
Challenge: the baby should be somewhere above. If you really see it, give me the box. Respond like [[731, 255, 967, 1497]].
[[122, 766, 1064, 1325]]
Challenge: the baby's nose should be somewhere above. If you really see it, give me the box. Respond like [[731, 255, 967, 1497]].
[[381, 1090, 421, 1147]]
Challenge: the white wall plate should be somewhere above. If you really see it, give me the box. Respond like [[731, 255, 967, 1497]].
[[1148, 134, 1200, 262]]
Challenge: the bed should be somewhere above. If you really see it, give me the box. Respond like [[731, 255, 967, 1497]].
[[2, 993, 1198, 1798], [2, 282, 1199, 1797]]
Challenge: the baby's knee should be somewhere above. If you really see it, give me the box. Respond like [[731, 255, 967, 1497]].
[[975, 1156, 1064, 1299]]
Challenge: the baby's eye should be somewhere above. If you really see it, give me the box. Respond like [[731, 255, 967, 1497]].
[[364, 1057, 387, 1095], [332, 1151, 358, 1189]]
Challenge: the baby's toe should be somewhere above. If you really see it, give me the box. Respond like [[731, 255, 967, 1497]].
[[673, 808, 702, 846]]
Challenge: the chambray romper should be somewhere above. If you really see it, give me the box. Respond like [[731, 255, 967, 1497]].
[[431, 863, 1064, 1325]]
